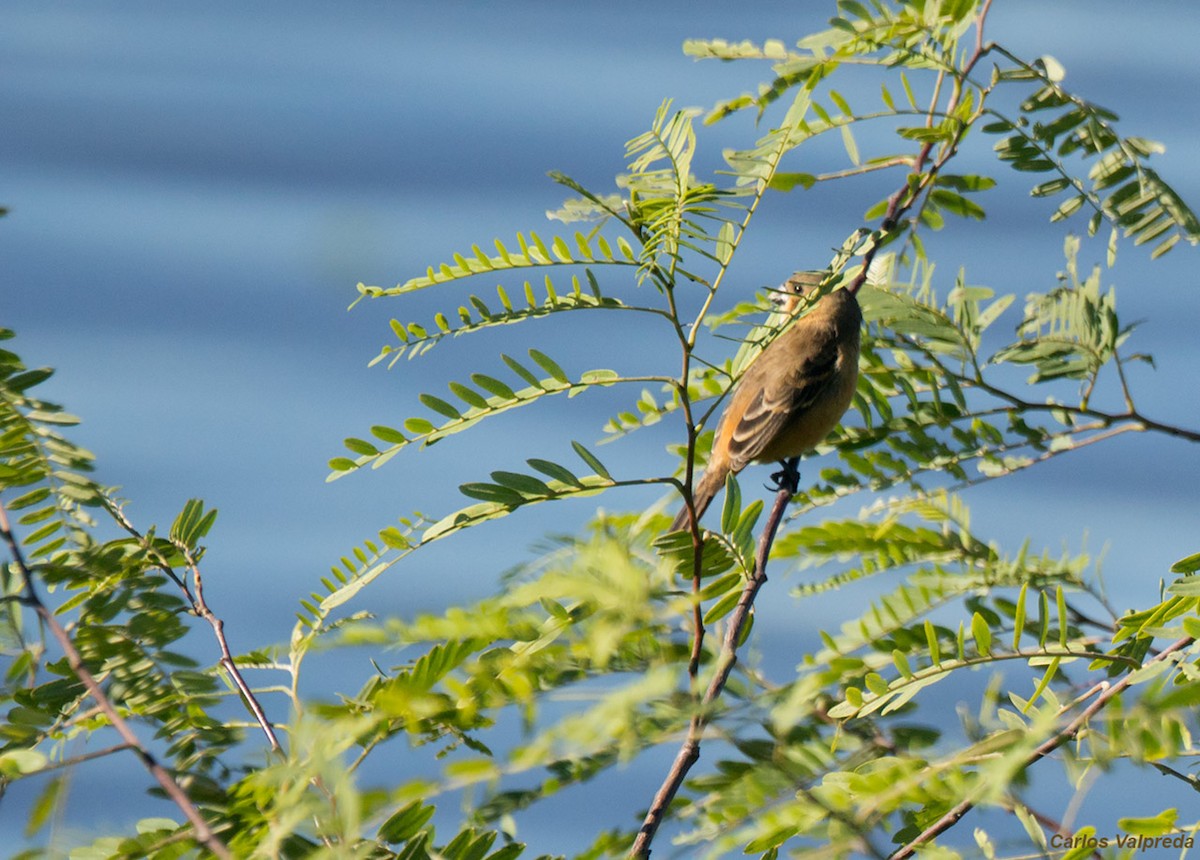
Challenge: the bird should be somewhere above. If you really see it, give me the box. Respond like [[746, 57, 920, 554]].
[[671, 271, 862, 533]]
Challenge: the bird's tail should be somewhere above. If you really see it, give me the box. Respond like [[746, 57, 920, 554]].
[[669, 465, 729, 533]]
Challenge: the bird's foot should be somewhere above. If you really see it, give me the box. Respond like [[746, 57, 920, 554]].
[[766, 457, 802, 495]]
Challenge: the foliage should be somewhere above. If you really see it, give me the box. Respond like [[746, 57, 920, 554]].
[[4, 1, 1200, 858]]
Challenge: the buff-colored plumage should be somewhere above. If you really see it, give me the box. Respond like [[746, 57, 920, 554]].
[[672, 272, 862, 532]]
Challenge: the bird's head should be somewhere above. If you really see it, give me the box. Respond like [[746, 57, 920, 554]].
[[769, 271, 827, 314]]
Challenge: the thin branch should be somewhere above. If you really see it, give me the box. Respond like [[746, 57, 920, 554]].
[[885, 315, 1200, 448], [184, 548, 283, 754], [5, 742, 135, 780], [890, 636, 1196, 858], [811, 157, 914, 183], [0, 500, 232, 859], [670, 79, 811, 688], [1126, 409, 1200, 443], [669, 279, 708, 684], [886, 313, 1199, 445], [631, 459, 800, 857], [1151, 760, 1200, 792], [974, 377, 1200, 444], [848, 0, 995, 300], [941, 421, 1142, 486], [106, 500, 283, 754]]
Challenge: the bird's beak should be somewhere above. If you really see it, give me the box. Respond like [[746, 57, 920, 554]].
[[768, 287, 791, 310]]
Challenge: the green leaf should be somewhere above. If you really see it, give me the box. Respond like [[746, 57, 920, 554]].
[[1117, 808, 1178, 837], [715, 221, 735, 265], [1023, 656, 1060, 714], [502, 353, 542, 388], [899, 71, 917, 110], [490, 471, 553, 497], [1050, 194, 1085, 221], [1056, 586, 1069, 647], [541, 596, 570, 620], [0, 749, 46, 778], [344, 437, 380, 456], [471, 374, 517, 400], [526, 458, 582, 487], [1012, 583, 1028, 649], [971, 611, 992, 655], [1166, 577, 1200, 597], [924, 619, 941, 665], [378, 800, 436, 843], [1170, 552, 1200, 575], [1182, 616, 1200, 639], [404, 417, 436, 435], [1032, 582, 1051, 642], [6, 487, 50, 510], [571, 441, 612, 480], [720, 473, 741, 534], [420, 394, 463, 420], [864, 673, 889, 696], [702, 586, 743, 626], [839, 124, 860, 166], [934, 174, 997, 192], [459, 483, 524, 505], [828, 89, 852, 116], [449, 382, 489, 410], [1030, 178, 1071, 197], [579, 369, 619, 385], [769, 172, 817, 192], [6, 368, 53, 392], [371, 425, 409, 444], [379, 527, 411, 550], [929, 188, 986, 220], [170, 499, 217, 549], [880, 83, 895, 112], [486, 845, 525, 860]]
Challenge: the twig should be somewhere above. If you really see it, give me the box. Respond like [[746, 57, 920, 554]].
[[183, 548, 282, 753], [107, 500, 282, 754], [848, 0, 995, 300], [0, 500, 232, 859], [630, 458, 800, 858], [1151, 760, 1200, 792], [7, 742, 135, 779], [890, 636, 1195, 858], [965, 371, 1200, 445]]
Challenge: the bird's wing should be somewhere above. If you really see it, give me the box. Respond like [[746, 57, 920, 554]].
[[723, 383, 793, 472], [724, 322, 843, 471]]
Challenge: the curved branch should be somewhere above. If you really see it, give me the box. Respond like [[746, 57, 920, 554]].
[[848, 0, 996, 299], [0, 501, 232, 859], [631, 458, 800, 857], [105, 499, 282, 754], [890, 635, 1196, 858]]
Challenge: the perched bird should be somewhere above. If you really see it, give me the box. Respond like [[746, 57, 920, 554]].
[[671, 271, 862, 532]]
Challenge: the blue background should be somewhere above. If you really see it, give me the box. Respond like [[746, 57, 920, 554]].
[[3, 2, 1200, 854]]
